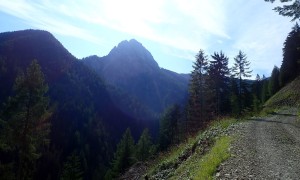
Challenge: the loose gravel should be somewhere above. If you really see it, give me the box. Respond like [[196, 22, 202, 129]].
[[216, 108, 300, 180]]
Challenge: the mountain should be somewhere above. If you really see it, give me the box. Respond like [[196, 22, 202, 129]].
[[0, 30, 156, 179], [82, 39, 189, 114]]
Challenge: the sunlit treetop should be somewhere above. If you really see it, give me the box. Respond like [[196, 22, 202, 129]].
[[265, 0, 300, 20]]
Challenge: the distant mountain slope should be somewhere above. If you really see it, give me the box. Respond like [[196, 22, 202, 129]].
[[0, 30, 158, 178], [0, 29, 156, 136], [82, 39, 189, 114], [265, 76, 300, 108]]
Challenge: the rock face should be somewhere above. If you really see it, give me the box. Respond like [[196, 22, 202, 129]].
[[83, 39, 189, 114]]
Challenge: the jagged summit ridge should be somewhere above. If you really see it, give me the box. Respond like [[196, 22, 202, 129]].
[[107, 39, 159, 70]]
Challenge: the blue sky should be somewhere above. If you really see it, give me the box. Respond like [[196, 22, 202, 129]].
[[0, 0, 295, 77]]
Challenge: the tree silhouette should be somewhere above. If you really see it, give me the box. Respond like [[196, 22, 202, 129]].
[[265, 0, 300, 21], [0, 60, 51, 179], [231, 50, 252, 115]]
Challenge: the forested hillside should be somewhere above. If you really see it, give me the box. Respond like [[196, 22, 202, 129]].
[[118, 22, 300, 179], [0, 30, 176, 179], [0, 17, 299, 179]]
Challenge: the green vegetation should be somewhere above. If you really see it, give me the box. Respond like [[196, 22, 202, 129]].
[[211, 118, 238, 129], [265, 0, 300, 21], [265, 76, 300, 109], [61, 152, 83, 180], [146, 117, 238, 179], [159, 105, 181, 151], [231, 50, 252, 115], [268, 66, 280, 97], [0, 60, 51, 179], [136, 129, 154, 161], [147, 137, 197, 177], [106, 128, 136, 179], [1, 21, 300, 179], [195, 136, 232, 180]]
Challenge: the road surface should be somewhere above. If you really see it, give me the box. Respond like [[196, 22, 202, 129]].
[[216, 108, 300, 179]]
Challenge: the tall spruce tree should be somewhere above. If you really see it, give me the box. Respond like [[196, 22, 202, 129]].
[[251, 74, 262, 113], [280, 23, 300, 86], [231, 50, 252, 115], [136, 128, 154, 161], [268, 66, 280, 96], [230, 78, 239, 116], [108, 128, 135, 178], [159, 105, 181, 150], [0, 60, 51, 180], [187, 50, 209, 135], [207, 51, 230, 116], [61, 152, 83, 180], [261, 79, 270, 103]]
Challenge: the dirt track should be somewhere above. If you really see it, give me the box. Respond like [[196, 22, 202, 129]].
[[216, 108, 300, 179]]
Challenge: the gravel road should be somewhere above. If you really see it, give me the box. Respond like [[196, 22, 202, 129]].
[[216, 108, 300, 179]]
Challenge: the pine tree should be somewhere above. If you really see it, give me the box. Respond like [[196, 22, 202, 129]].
[[61, 152, 83, 180], [207, 51, 230, 116], [251, 74, 262, 113], [136, 129, 154, 161], [159, 105, 181, 150], [231, 50, 252, 115], [187, 50, 209, 135], [264, 0, 300, 21], [230, 78, 239, 117], [268, 66, 280, 96], [280, 23, 300, 86], [0, 60, 51, 179], [261, 79, 270, 103], [109, 128, 135, 178]]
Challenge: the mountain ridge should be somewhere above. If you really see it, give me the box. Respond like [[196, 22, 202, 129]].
[[82, 39, 189, 114]]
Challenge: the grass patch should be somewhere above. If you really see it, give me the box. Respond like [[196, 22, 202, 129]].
[[194, 136, 232, 180], [260, 107, 277, 117], [169, 150, 203, 180], [264, 76, 300, 109], [146, 117, 239, 179], [146, 137, 197, 176], [211, 118, 237, 130]]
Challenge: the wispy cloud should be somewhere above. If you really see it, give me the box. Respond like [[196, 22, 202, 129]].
[[226, 1, 292, 76], [0, 0, 103, 44], [0, 0, 230, 52], [0, 0, 294, 75]]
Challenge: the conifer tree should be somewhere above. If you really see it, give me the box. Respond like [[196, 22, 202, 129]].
[[61, 152, 83, 180], [261, 79, 270, 103], [265, 0, 300, 21], [251, 74, 262, 113], [136, 129, 154, 161], [230, 78, 239, 116], [109, 128, 135, 177], [207, 51, 230, 116], [159, 105, 181, 150], [187, 50, 209, 135], [280, 23, 300, 86], [231, 50, 252, 115], [0, 60, 51, 179], [268, 66, 280, 96]]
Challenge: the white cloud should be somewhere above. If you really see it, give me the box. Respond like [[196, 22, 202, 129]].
[[0, 0, 294, 75], [0, 0, 103, 44], [228, 1, 292, 77], [0, 0, 230, 53]]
